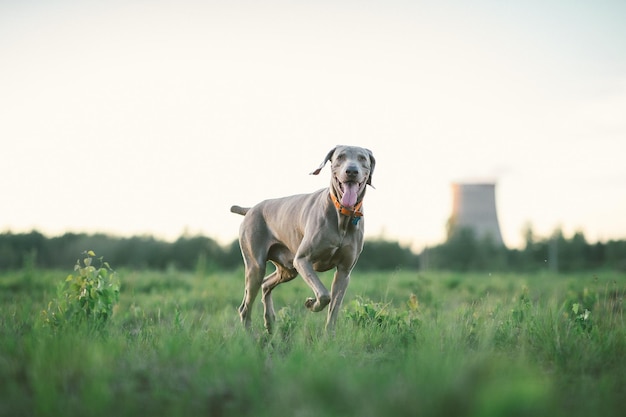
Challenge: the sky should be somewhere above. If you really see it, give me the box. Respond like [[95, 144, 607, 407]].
[[1, 0, 625, 250]]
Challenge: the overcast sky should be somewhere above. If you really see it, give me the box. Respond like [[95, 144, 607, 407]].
[[1, 0, 625, 250]]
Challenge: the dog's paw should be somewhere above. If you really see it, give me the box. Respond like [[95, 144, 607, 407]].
[[305, 295, 330, 312]]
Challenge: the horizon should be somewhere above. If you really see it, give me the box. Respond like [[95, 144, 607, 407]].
[[0, 217, 618, 250]]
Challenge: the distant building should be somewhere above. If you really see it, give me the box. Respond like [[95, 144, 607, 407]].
[[448, 182, 505, 246]]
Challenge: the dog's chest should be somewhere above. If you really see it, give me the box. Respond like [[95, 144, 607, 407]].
[[310, 237, 360, 272]]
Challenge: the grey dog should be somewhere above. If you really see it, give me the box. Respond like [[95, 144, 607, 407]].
[[230, 145, 375, 332]]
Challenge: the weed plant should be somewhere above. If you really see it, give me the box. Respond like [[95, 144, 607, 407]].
[[41, 251, 119, 330], [0, 266, 624, 417]]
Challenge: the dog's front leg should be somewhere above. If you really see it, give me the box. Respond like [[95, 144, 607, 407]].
[[294, 255, 330, 312], [326, 268, 351, 332]]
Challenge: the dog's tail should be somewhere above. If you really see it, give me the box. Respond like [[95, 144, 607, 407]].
[[230, 205, 250, 216]]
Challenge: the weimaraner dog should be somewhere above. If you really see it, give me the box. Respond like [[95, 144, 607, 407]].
[[230, 145, 375, 333]]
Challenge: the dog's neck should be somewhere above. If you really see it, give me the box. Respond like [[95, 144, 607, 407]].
[[329, 191, 364, 225]]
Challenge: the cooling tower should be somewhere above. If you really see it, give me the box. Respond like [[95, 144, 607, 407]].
[[448, 182, 504, 246]]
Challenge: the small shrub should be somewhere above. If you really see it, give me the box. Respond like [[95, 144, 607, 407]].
[[510, 288, 533, 325], [571, 302, 592, 332], [42, 250, 120, 329], [347, 295, 420, 331]]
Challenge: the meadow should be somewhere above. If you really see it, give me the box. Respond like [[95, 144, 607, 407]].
[[1, 262, 625, 417]]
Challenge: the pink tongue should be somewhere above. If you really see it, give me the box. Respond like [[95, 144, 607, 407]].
[[341, 183, 359, 207]]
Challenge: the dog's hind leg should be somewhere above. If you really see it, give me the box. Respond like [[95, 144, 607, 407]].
[[261, 264, 298, 333], [261, 269, 280, 333], [239, 255, 265, 329]]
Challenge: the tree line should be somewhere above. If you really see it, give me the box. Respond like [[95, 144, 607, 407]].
[[423, 227, 626, 272], [0, 228, 624, 272], [0, 230, 417, 272]]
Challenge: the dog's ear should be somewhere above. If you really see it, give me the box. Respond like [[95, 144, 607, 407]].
[[309, 146, 337, 175], [366, 148, 376, 187]]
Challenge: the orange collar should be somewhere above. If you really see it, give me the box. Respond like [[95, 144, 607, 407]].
[[330, 192, 364, 221]]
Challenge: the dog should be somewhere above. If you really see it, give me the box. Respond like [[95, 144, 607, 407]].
[[230, 145, 375, 332]]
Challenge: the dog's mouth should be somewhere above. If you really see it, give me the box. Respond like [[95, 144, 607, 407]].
[[337, 179, 363, 208]]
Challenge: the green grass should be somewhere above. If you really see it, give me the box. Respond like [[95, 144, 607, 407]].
[[1, 267, 625, 417]]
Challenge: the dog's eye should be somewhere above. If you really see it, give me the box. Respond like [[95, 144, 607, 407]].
[[358, 155, 367, 162], [336, 153, 346, 161]]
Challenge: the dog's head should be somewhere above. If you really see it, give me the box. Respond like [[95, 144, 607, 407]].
[[310, 145, 375, 208]]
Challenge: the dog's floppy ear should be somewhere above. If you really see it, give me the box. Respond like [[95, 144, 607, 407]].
[[309, 146, 337, 175], [366, 148, 376, 187]]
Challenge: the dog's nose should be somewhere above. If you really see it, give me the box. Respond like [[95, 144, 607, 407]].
[[345, 165, 359, 178]]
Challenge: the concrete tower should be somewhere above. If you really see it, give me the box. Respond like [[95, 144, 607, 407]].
[[448, 182, 504, 246]]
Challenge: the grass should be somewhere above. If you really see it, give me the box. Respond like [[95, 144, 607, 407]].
[[1, 266, 625, 417]]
